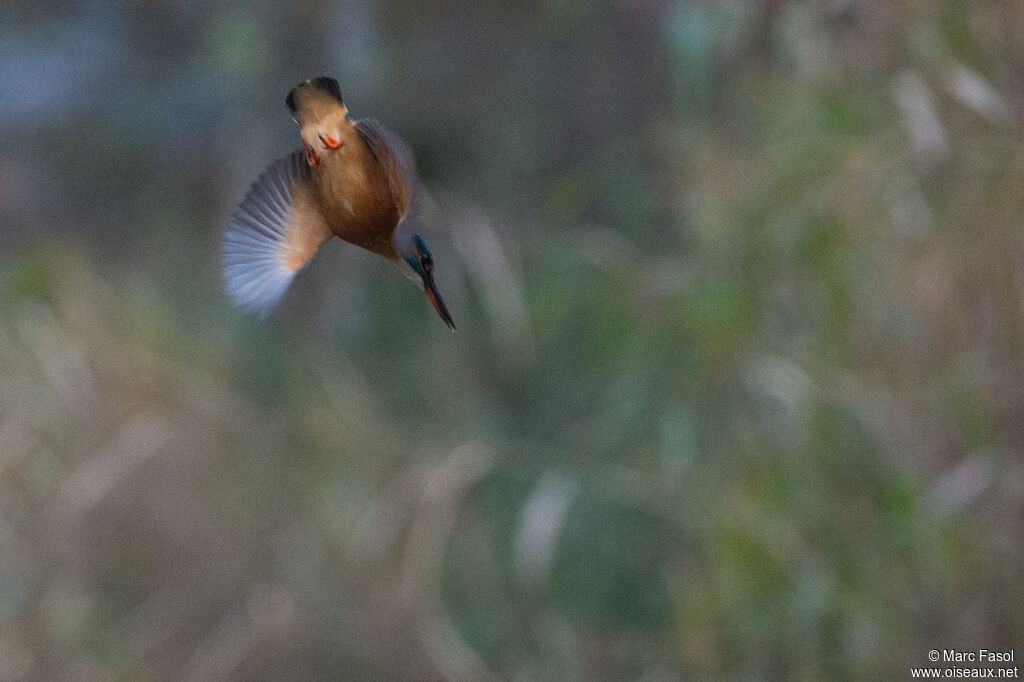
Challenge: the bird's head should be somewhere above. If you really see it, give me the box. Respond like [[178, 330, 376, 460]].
[[395, 232, 456, 331], [286, 77, 355, 165]]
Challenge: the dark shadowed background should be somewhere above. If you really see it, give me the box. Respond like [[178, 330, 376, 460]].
[[1, 2, 1023, 679]]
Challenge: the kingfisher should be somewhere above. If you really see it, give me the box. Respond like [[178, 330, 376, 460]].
[[221, 76, 456, 329]]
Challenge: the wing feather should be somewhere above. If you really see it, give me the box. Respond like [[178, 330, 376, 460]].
[[221, 152, 332, 316], [355, 119, 418, 220]]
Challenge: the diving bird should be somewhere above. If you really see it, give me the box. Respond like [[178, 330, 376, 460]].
[[221, 76, 455, 329]]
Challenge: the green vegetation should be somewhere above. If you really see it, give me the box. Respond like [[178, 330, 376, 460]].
[[1, 2, 1021, 679]]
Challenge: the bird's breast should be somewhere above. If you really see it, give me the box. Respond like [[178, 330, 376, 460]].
[[315, 155, 400, 259]]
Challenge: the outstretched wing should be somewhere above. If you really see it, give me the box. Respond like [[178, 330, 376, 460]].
[[221, 152, 332, 316], [355, 119, 419, 221]]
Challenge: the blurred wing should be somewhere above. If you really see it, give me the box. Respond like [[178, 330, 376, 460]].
[[356, 119, 417, 218], [221, 152, 332, 316]]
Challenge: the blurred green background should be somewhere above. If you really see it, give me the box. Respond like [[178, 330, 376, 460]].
[[2, 2, 1022, 680]]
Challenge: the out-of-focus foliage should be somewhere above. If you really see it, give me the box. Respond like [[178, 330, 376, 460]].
[[1, 1, 1023, 679]]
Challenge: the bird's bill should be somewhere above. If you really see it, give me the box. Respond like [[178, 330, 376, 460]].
[[422, 273, 456, 331]]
